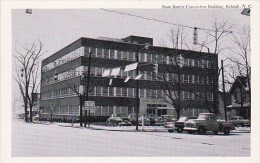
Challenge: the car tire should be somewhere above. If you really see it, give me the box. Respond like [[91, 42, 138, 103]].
[[187, 130, 194, 134], [240, 123, 244, 127], [177, 127, 183, 133], [198, 126, 206, 135], [168, 129, 174, 133], [223, 127, 230, 135]]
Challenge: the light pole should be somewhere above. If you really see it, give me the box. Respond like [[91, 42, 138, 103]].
[[135, 45, 149, 130], [79, 52, 92, 127]]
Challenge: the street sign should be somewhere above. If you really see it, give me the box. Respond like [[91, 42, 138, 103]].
[[85, 101, 95, 107]]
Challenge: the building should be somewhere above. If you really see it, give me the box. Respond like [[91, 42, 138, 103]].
[[40, 35, 219, 122], [227, 76, 250, 119]]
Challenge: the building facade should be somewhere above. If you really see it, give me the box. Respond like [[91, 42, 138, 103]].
[[40, 36, 218, 121]]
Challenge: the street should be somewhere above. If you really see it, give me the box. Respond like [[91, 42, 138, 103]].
[[12, 119, 250, 157]]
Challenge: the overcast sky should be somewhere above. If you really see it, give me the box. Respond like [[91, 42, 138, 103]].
[[12, 9, 249, 58], [11, 8, 250, 110]]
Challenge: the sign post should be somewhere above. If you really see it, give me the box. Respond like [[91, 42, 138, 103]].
[[84, 101, 95, 128]]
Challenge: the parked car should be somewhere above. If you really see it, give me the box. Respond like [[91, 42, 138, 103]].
[[118, 117, 132, 126], [228, 116, 250, 127], [160, 115, 177, 122], [106, 114, 122, 126], [184, 113, 235, 135], [167, 116, 197, 133], [164, 121, 175, 131]]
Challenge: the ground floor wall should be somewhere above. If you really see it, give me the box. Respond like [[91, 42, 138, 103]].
[[40, 96, 215, 121]]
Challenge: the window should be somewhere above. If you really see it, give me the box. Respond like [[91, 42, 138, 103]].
[[207, 92, 213, 101], [188, 59, 194, 66], [183, 74, 189, 83], [103, 49, 109, 59], [84, 47, 90, 56], [103, 87, 108, 96], [194, 75, 204, 84], [147, 53, 152, 62], [139, 53, 146, 62], [151, 90, 157, 98], [96, 86, 102, 96], [140, 89, 145, 98], [128, 88, 134, 97], [117, 50, 122, 60], [97, 48, 102, 58], [89, 86, 95, 96], [121, 51, 128, 60], [151, 54, 157, 63], [183, 58, 188, 67], [116, 87, 122, 96], [110, 50, 115, 59], [96, 67, 102, 76], [129, 52, 136, 61], [95, 106, 101, 115], [207, 60, 213, 68], [122, 87, 127, 97], [101, 106, 108, 116], [108, 87, 114, 97], [208, 76, 213, 84], [90, 47, 96, 57]]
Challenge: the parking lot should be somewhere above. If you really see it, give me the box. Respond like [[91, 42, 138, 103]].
[[11, 119, 251, 157]]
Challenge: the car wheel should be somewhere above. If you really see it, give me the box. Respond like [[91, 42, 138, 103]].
[[223, 127, 230, 135], [240, 123, 244, 127], [177, 127, 183, 133], [168, 129, 174, 133], [198, 126, 206, 135], [213, 131, 218, 135], [187, 130, 194, 134]]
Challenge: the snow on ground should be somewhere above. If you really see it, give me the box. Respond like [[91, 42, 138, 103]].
[[11, 119, 250, 157]]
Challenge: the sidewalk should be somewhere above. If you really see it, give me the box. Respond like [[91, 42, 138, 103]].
[[58, 123, 168, 132]]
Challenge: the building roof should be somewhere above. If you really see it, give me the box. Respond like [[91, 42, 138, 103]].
[[229, 76, 249, 93]]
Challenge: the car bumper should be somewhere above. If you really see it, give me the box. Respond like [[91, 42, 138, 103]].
[[183, 127, 198, 131]]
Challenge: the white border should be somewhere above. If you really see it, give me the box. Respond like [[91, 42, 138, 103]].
[[1, 1, 259, 163]]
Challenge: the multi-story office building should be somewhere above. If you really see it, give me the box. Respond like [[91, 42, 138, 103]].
[[40, 35, 218, 121]]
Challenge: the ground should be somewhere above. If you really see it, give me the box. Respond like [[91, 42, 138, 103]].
[[12, 119, 250, 157]]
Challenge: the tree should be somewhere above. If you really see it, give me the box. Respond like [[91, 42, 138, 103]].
[[155, 26, 187, 119], [195, 18, 234, 115], [14, 41, 45, 122], [225, 25, 251, 119]]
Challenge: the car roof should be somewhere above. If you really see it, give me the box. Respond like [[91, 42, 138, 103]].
[[199, 113, 215, 115]]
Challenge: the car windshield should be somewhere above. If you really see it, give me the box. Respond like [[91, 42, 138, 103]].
[[197, 114, 209, 120], [178, 117, 187, 121]]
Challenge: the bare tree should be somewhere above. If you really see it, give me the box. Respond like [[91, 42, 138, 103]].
[[225, 25, 251, 119], [196, 18, 234, 115], [155, 26, 187, 119], [14, 41, 45, 122]]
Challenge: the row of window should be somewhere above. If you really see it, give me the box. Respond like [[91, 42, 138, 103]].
[[41, 105, 210, 117], [41, 105, 134, 116], [41, 105, 79, 115], [42, 46, 215, 73], [41, 86, 214, 101], [41, 66, 214, 87]]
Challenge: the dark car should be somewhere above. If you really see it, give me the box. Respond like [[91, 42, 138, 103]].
[[229, 116, 250, 127], [168, 116, 197, 133]]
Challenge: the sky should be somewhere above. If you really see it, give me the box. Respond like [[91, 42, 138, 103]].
[[12, 8, 250, 59], [11, 8, 250, 108]]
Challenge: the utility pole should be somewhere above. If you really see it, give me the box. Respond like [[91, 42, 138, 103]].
[[221, 60, 227, 121], [84, 52, 92, 128], [135, 49, 140, 131]]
